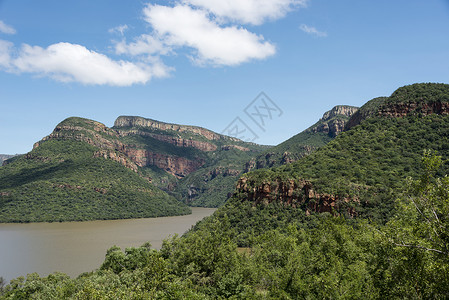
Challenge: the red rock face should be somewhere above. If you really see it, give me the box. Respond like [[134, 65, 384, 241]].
[[116, 129, 218, 151], [35, 121, 207, 178], [347, 101, 449, 130], [235, 177, 357, 216], [377, 102, 449, 118], [123, 148, 204, 178]]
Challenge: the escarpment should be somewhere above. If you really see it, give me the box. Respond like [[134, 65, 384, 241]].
[[33, 116, 261, 182]]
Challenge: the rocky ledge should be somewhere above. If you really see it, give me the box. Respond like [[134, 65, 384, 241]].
[[235, 177, 357, 216]]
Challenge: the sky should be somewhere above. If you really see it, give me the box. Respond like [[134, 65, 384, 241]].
[[1, 0, 449, 154]]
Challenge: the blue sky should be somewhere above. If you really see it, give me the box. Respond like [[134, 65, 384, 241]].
[[1, 0, 448, 154]]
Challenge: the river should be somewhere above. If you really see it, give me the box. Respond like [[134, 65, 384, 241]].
[[0, 207, 216, 282]]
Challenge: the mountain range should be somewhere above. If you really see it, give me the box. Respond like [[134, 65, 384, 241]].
[[0, 104, 357, 222], [2, 83, 448, 223]]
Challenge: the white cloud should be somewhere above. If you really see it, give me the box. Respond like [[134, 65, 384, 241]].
[[184, 0, 307, 25], [1, 1, 301, 85], [143, 4, 276, 66], [0, 41, 171, 86], [0, 40, 13, 67], [299, 24, 327, 37], [114, 34, 172, 57], [0, 20, 16, 35], [109, 24, 129, 36]]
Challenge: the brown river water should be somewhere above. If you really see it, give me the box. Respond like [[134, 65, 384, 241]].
[[0, 208, 216, 282]]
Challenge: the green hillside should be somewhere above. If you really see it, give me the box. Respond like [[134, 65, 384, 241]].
[[228, 83, 449, 225], [248, 105, 358, 170], [181, 105, 359, 208], [112, 116, 270, 208], [0, 119, 191, 222], [172, 146, 263, 207]]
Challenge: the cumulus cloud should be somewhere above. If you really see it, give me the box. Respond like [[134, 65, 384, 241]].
[[184, 0, 307, 25], [0, 1, 301, 85], [0, 20, 16, 35], [142, 4, 276, 66], [299, 24, 327, 37], [0, 41, 171, 86]]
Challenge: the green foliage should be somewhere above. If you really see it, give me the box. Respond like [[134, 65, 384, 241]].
[[239, 113, 449, 223], [387, 82, 449, 105], [0, 139, 190, 222]]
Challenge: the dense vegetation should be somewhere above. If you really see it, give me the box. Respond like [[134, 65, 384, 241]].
[[0, 139, 190, 222], [242, 84, 449, 223], [1, 153, 448, 298], [172, 147, 263, 207]]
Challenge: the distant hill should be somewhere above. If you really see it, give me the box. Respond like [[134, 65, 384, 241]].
[[0, 154, 18, 165], [246, 105, 359, 171]]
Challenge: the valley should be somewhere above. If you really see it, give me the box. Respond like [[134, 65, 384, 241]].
[[1, 83, 449, 298]]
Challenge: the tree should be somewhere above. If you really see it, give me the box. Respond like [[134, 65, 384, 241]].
[[390, 150, 449, 256], [382, 150, 449, 298]]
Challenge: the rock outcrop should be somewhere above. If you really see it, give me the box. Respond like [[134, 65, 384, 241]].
[[116, 128, 218, 151], [235, 177, 357, 216], [123, 148, 204, 178], [1, 154, 18, 166], [114, 116, 239, 142], [308, 105, 359, 137]]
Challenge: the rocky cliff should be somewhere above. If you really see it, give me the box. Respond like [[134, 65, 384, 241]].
[[235, 176, 357, 216], [114, 116, 238, 142], [307, 105, 359, 137], [346, 83, 449, 129], [33, 116, 265, 186]]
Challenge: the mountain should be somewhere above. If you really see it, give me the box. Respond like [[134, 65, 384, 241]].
[[112, 116, 270, 208], [246, 105, 359, 171], [171, 106, 360, 208], [229, 82, 449, 224], [0, 116, 267, 222], [0, 154, 17, 165]]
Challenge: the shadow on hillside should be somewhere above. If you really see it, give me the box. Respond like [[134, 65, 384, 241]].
[[0, 159, 76, 189]]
